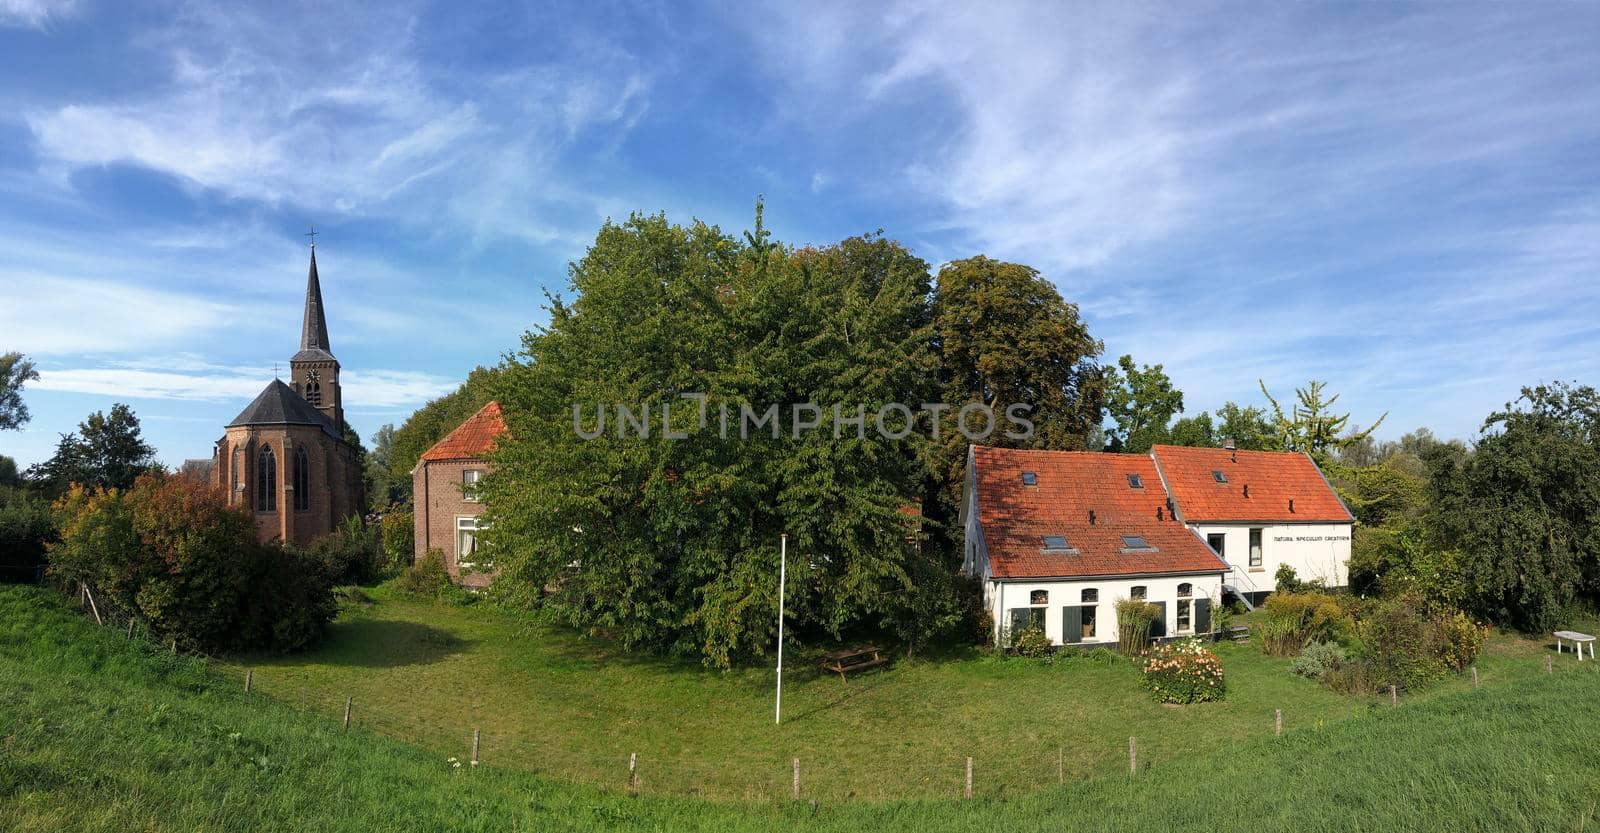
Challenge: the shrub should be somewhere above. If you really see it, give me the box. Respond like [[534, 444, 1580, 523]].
[[48, 473, 335, 653], [1356, 593, 1449, 691], [1290, 641, 1347, 680], [1435, 610, 1487, 672], [398, 549, 452, 598], [1259, 591, 1345, 656], [1116, 598, 1160, 654], [305, 514, 383, 585], [1141, 638, 1225, 703], [0, 486, 52, 582], [1012, 625, 1052, 658], [380, 507, 414, 569], [1209, 596, 1234, 636]]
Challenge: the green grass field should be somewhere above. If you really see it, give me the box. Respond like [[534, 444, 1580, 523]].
[[221, 584, 1572, 801], [4, 583, 1599, 832]]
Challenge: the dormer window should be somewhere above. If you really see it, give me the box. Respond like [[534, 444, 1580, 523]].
[[1126, 473, 1143, 489], [1041, 535, 1070, 550], [1212, 470, 1228, 484], [1021, 471, 1037, 486]]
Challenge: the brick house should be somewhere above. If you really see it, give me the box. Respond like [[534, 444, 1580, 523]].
[[412, 401, 507, 587], [211, 245, 364, 546]]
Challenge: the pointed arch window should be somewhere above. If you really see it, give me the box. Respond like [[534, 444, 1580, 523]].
[[293, 445, 310, 511], [256, 446, 277, 512], [231, 447, 242, 491]]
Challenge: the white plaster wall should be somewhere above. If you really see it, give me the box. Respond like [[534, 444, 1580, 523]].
[[1188, 522, 1351, 590], [990, 573, 1224, 646]]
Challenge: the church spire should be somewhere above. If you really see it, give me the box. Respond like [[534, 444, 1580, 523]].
[[300, 243, 332, 354]]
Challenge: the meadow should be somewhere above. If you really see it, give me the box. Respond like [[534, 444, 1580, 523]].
[[3, 583, 1598, 832]]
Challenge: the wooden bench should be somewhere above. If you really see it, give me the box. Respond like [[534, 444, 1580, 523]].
[[820, 646, 888, 682], [1554, 630, 1595, 661]]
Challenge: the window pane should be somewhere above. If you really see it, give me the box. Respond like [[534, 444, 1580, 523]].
[[1249, 528, 1263, 567], [1081, 588, 1098, 603], [1178, 583, 1192, 597], [1130, 586, 1147, 600], [1082, 605, 1097, 639], [1177, 600, 1192, 630], [1030, 590, 1048, 605]]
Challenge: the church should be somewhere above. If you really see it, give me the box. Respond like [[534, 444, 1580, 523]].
[[211, 243, 365, 546]]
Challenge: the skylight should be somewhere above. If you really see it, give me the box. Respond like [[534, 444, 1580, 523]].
[[1121, 535, 1151, 549], [1212, 470, 1228, 484], [1041, 535, 1070, 550], [1021, 471, 1037, 486], [1126, 473, 1143, 489]]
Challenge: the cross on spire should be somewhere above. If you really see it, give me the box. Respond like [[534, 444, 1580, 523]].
[[305, 223, 318, 248]]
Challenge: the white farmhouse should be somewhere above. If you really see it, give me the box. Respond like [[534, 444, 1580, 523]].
[[961, 443, 1356, 647], [960, 446, 1228, 647], [1150, 444, 1354, 607]]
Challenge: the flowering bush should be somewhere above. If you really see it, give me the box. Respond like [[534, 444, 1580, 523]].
[[1141, 638, 1225, 704]]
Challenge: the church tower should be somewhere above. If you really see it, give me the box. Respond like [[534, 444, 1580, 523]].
[[288, 244, 344, 432]]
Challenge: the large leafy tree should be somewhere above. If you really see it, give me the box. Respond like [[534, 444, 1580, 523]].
[[1103, 355, 1183, 453], [1430, 382, 1600, 631], [483, 212, 946, 666], [930, 256, 1104, 507], [0, 352, 39, 431], [28, 403, 156, 495], [385, 366, 504, 501]]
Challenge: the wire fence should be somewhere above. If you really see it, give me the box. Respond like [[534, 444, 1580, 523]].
[[66, 586, 1598, 804]]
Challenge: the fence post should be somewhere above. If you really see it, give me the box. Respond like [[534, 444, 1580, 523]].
[[1389, 685, 1397, 706], [1275, 708, 1282, 737], [1057, 746, 1064, 784], [1471, 666, 1479, 689], [343, 697, 352, 730], [127, 618, 134, 639], [792, 757, 800, 800], [1128, 737, 1136, 775], [1546, 655, 1553, 674], [244, 668, 253, 693], [628, 752, 638, 794], [472, 729, 480, 766], [964, 757, 973, 799]]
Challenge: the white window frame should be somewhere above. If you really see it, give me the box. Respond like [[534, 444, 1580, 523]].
[[455, 516, 484, 570], [462, 469, 483, 503]]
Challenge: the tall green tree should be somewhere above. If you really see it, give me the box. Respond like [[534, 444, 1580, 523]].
[[1167, 412, 1216, 447], [930, 256, 1104, 508], [483, 212, 946, 666], [386, 366, 504, 500], [0, 352, 39, 431], [365, 424, 403, 507], [1260, 379, 1387, 466], [1103, 355, 1183, 453], [1430, 382, 1599, 631], [27, 403, 156, 495]]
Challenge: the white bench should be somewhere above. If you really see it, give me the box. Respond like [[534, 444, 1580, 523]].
[[1553, 630, 1595, 661]]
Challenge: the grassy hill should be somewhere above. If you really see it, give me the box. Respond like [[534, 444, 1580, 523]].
[[3, 583, 1598, 832]]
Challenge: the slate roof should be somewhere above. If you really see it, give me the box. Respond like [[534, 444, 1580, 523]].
[[294, 246, 335, 363], [970, 446, 1228, 580], [1151, 445, 1353, 524], [227, 379, 338, 436], [419, 401, 508, 462]]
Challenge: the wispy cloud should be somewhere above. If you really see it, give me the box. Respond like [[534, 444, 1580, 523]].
[[0, 0, 77, 29], [30, 357, 458, 408]]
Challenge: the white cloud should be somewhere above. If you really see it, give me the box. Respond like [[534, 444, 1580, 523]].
[[24, 2, 652, 244], [1, 273, 241, 355], [0, 0, 76, 29], [29, 359, 457, 409]]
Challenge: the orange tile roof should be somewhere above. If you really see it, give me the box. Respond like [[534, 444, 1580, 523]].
[[1151, 445, 1352, 524], [419, 401, 508, 462], [971, 446, 1227, 580]]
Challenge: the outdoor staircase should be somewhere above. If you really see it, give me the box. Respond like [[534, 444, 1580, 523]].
[[1223, 625, 1251, 644], [1223, 564, 1259, 611]]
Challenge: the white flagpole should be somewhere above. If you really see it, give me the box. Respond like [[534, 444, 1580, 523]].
[[776, 533, 787, 725]]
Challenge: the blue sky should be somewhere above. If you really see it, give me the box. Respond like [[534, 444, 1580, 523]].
[[2, 0, 1597, 468]]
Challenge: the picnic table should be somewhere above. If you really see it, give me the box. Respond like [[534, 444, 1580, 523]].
[[1554, 630, 1595, 661], [820, 646, 888, 682]]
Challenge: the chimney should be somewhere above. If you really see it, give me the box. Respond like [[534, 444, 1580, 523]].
[[1089, 509, 1096, 526], [1243, 484, 1250, 498], [1289, 498, 1295, 514], [1157, 506, 1165, 521]]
